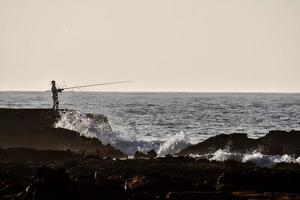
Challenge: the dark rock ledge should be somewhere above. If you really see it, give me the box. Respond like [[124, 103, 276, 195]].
[[178, 130, 300, 156], [0, 108, 125, 158]]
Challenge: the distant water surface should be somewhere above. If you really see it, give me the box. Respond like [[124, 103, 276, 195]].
[[0, 92, 300, 155]]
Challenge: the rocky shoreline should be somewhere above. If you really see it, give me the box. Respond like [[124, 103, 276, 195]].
[[0, 108, 125, 158], [1, 148, 300, 200], [0, 108, 300, 199], [178, 130, 300, 157]]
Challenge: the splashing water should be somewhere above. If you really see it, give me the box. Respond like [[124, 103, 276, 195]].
[[54, 110, 300, 165], [242, 152, 300, 167], [157, 132, 190, 157], [209, 149, 240, 162], [55, 110, 112, 143], [191, 149, 300, 167], [55, 110, 181, 155]]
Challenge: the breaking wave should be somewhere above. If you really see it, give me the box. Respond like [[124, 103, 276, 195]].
[[54, 110, 300, 165], [157, 132, 190, 157], [54, 110, 190, 156], [191, 149, 300, 167], [55, 110, 110, 140]]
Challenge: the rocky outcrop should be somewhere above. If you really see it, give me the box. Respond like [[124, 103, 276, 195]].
[[147, 150, 157, 158], [1, 148, 299, 200], [134, 150, 157, 159], [257, 130, 300, 155], [0, 108, 125, 158], [178, 130, 300, 156]]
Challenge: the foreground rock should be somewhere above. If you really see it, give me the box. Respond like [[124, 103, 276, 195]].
[[134, 150, 157, 159], [0, 148, 300, 200], [0, 108, 125, 158], [178, 130, 300, 156]]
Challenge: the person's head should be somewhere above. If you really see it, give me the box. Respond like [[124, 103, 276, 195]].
[[51, 80, 56, 85]]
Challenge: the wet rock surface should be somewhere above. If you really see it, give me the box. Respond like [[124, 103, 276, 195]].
[[0, 148, 300, 200]]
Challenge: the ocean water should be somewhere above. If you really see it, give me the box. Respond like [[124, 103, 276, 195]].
[[1, 92, 300, 158]]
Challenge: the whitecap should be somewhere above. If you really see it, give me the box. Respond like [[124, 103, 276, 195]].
[[209, 149, 242, 162], [157, 132, 191, 157], [55, 110, 162, 155]]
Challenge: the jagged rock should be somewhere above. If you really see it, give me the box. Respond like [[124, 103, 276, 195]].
[[178, 130, 300, 156], [134, 150, 157, 159], [147, 149, 157, 158], [134, 151, 147, 159], [257, 130, 300, 155], [165, 154, 173, 158]]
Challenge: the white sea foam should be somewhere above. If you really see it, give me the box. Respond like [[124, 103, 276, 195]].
[[54, 110, 300, 163], [55, 110, 164, 155], [242, 152, 300, 167], [55, 110, 112, 143], [242, 152, 275, 167], [157, 132, 190, 157], [191, 149, 300, 167], [209, 149, 240, 162]]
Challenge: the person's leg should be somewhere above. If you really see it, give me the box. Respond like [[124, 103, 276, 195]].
[[53, 98, 58, 110], [52, 98, 56, 110]]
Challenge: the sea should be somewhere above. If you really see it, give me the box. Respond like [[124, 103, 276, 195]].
[[1, 92, 300, 165]]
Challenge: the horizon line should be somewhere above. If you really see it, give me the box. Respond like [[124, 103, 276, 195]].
[[0, 90, 299, 94]]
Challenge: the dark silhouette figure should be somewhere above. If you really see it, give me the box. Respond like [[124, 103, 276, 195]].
[[51, 80, 63, 110]]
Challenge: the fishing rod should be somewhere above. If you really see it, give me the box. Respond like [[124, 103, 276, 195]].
[[46, 81, 132, 92]]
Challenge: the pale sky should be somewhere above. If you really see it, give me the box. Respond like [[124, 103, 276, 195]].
[[0, 0, 300, 92]]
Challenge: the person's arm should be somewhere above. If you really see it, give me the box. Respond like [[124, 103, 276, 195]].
[[57, 88, 64, 93]]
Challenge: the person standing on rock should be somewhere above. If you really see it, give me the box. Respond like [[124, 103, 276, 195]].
[[51, 80, 63, 110]]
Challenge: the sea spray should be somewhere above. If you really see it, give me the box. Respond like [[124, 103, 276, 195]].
[[191, 149, 300, 167], [55, 110, 112, 143], [54, 110, 300, 163], [157, 132, 191, 157], [209, 149, 241, 162], [55, 110, 96, 138], [242, 151, 274, 167], [55, 110, 162, 155], [243, 152, 300, 167]]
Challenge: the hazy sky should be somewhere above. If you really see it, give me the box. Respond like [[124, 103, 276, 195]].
[[1, 0, 299, 92]]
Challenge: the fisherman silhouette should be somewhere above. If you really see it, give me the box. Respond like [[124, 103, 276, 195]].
[[51, 80, 63, 110]]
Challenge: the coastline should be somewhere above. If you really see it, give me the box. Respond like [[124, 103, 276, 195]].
[[1, 148, 300, 200], [0, 108, 300, 199]]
